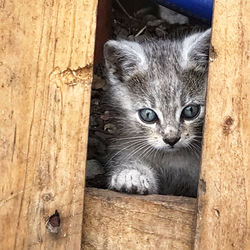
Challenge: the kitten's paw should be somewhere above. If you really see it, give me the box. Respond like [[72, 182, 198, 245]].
[[109, 169, 157, 194]]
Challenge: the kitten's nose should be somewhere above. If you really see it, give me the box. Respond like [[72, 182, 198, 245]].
[[163, 137, 180, 147]]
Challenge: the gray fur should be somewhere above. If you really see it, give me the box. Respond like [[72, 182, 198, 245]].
[[104, 29, 211, 197]]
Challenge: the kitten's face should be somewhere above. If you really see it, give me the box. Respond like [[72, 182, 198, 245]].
[[104, 30, 210, 153], [127, 71, 206, 152]]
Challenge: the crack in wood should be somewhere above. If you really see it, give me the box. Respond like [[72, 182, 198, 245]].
[[49, 65, 93, 88]]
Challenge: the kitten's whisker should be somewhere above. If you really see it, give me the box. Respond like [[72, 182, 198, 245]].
[[191, 140, 202, 149], [188, 142, 201, 159], [116, 141, 148, 162], [110, 139, 148, 148], [113, 136, 150, 141], [140, 139, 162, 161], [139, 146, 151, 161], [106, 141, 146, 165], [154, 148, 160, 160], [141, 145, 154, 161], [110, 138, 154, 149], [113, 137, 159, 148], [126, 143, 150, 160], [147, 147, 157, 161], [108, 138, 159, 164], [191, 137, 203, 142], [121, 137, 160, 162], [122, 142, 149, 162]]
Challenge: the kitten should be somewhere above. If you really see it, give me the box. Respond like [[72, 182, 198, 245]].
[[104, 29, 211, 197]]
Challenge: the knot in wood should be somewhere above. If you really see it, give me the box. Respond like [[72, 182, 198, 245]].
[[222, 116, 234, 136]]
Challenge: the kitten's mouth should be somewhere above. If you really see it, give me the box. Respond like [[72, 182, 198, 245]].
[[161, 145, 180, 152], [149, 141, 181, 152]]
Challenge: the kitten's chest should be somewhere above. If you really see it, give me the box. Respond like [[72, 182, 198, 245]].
[[152, 150, 200, 170]]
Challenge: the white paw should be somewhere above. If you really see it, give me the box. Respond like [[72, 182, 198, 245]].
[[110, 169, 156, 194]]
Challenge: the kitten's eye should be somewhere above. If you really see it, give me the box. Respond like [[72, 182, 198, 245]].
[[181, 105, 200, 120], [138, 108, 158, 123]]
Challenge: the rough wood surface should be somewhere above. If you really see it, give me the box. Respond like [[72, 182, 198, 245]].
[[82, 188, 197, 250], [0, 0, 97, 249], [195, 0, 250, 249]]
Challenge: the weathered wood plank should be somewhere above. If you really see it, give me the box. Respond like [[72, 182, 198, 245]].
[[0, 0, 97, 249], [195, 0, 250, 249], [82, 188, 197, 250]]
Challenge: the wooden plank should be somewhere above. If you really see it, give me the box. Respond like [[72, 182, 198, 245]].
[[82, 188, 197, 250], [0, 0, 97, 249], [195, 0, 250, 249]]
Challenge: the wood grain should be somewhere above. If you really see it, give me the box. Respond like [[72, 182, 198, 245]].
[[82, 188, 197, 250], [0, 0, 97, 249], [195, 0, 250, 249]]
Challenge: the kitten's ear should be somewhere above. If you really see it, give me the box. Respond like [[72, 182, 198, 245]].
[[104, 40, 147, 80], [181, 29, 211, 71]]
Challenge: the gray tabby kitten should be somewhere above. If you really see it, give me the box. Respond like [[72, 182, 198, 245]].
[[104, 29, 211, 197]]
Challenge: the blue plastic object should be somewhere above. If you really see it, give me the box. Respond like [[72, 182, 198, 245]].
[[153, 0, 214, 23]]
